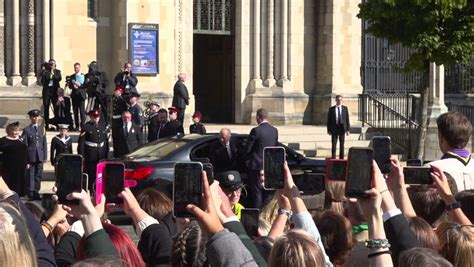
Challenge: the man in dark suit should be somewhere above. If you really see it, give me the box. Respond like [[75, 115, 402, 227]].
[[22, 109, 47, 200], [114, 111, 143, 157], [210, 128, 240, 173], [41, 59, 62, 129], [245, 108, 278, 208], [51, 88, 73, 129], [156, 109, 177, 139], [114, 62, 138, 98], [172, 73, 190, 126], [327, 95, 350, 159], [67, 62, 86, 130]]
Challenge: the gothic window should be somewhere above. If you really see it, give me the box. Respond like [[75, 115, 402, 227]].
[[193, 0, 232, 35]]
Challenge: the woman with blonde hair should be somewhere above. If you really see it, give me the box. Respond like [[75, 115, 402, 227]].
[[436, 222, 474, 267], [269, 229, 326, 267], [324, 181, 346, 215], [0, 202, 37, 267]]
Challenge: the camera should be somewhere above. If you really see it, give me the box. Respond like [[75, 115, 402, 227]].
[[124, 71, 130, 75], [41, 62, 52, 71]]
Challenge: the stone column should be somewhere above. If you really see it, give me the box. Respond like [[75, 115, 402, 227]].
[[278, 0, 289, 87], [252, 0, 261, 82], [23, 0, 36, 85], [263, 0, 275, 87], [0, 0, 7, 85], [428, 63, 448, 119], [43, 0, 50, 62], [8, 0, 22, 86]]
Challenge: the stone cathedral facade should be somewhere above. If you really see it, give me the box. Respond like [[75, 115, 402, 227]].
[[0, 0, 362, 125]]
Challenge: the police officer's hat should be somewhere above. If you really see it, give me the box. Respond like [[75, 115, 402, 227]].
[[168, 107, 178, 114], [216, 170, 243, 191], [130, 92, 141, 98], [88, 109, 101, 118], [58, 124, 69, 130], [192, 111, 203, 121], [27, 109, 41, 117]]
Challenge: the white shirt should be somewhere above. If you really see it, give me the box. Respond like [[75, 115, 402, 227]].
[[335, 105, 342, 124], [124, 122, 132, 133]]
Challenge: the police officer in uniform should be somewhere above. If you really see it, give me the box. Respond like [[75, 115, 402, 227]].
[[78, 109, 109, 190], [50, 124, 73, 166], [147, 101, 160, 143], [129, 92, 144, 130], [22, 109, 47, 200], [112, 86, 128, 157]]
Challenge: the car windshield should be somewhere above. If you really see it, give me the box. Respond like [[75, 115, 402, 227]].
[[127, 139, 190, 159]]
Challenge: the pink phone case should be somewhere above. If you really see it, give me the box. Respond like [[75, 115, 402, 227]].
[[95, 162, 138, 205]]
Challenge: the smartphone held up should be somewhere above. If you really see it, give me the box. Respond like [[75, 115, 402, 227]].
[[263, 147, 286, 190], [56, 154, 84, 205], [345, 147, 373, 198], [173, 162, 203, 218]]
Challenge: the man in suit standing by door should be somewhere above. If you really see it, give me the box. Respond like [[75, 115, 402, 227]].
[[245, 108, 278, 208], [172, 73, 190, 127], [327, 95, 350, 159]]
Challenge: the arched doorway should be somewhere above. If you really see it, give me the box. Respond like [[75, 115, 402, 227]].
[[193, 0, 234, 123]]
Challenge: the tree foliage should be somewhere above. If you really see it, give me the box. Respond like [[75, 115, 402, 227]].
[[358, 0, 474, 72]]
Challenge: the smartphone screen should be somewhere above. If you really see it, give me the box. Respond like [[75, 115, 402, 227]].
[[328, 160, 347, 181], [346, 148, 373, 198], [403, 167, 433, 185], [104, 163, 125, 204], [263, 147, 286, 189], [203, 163, 214, 185], [56, 154, 83, 204], [372, 137, 391, 174], [173, 162, 203, 218], [241, 208, 260, 238]]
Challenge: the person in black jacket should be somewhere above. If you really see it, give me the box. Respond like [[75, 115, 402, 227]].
[[0, 122, 27, 196], [156, 109, 177, 140], [67, 62, 87, 130], [51, 88, 73, 129], [41, 59, 62, 129], [114, 62, 138, 99], [172, 73, 190, 126], [84, 61, 109, 124], [245, 108, 278, 208], [112, 86, 129, 156], [168, 107, 184, 135], [189, 111, 206, 135], [326, 95, 350, 159], [147, 101, 161, 143], [114, 111, 143, 157], [50, 124, 73, 166]]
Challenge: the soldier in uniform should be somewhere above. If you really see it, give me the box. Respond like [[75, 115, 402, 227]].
[[112, 86, 128, 157], [168, 107, 184, 135], [78, 109, 109, 190], [21, 109, 47, 200], [128, 92, 144, 130], [189, 111, 206, 134], [50, 124, 73, 166], [147, 101, 161, 143]]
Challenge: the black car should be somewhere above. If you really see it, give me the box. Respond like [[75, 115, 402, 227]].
[[118, 134, 327, 196]]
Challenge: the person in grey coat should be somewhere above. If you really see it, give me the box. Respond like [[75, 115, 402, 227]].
[[172, 73, 190, 126], [22, 109, 47, 200]]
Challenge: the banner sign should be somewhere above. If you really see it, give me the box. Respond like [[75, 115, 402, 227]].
[[128, 23, 159, 75]]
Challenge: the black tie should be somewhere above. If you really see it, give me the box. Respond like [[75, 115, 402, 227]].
[[34, 125, 37, 132], [338, 107, 342, 124]]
